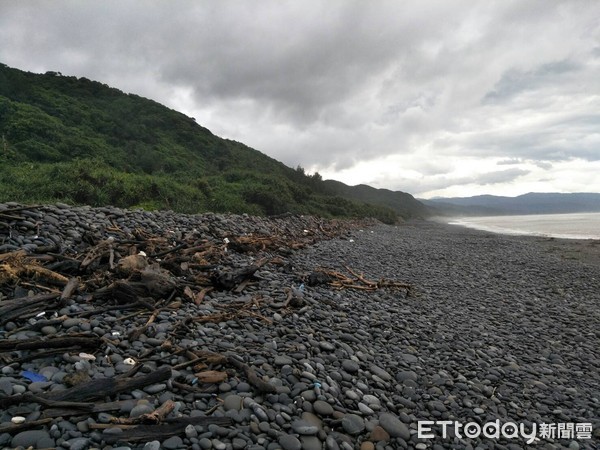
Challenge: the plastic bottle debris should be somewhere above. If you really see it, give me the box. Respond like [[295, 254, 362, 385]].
[[123, 357, 136, 365], [21, 370, 47, 382]]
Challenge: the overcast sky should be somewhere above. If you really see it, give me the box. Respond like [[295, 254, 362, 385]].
[[1, 1, 599, 198]]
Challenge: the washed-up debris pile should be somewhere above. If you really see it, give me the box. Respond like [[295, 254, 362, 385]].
[[0, 203, 413, 449]]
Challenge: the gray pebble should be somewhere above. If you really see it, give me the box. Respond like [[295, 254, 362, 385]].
[[163, 435, 184, 449], [341, 414, 365, 435], [378, 412, 410, 440], [279, 434, 302, 450]]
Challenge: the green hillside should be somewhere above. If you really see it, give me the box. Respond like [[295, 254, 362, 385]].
[[0, 63, 425, 223]]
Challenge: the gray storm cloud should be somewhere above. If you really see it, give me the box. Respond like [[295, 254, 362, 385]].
[[1, 0, 599, 196]]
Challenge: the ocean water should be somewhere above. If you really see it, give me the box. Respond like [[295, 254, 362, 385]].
[[446, 212, 600, 240]]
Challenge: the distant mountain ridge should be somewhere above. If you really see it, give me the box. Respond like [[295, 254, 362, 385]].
[[322, 180, 429, 219], [0, 62, 427, 222], [422, 192, 600, 216]]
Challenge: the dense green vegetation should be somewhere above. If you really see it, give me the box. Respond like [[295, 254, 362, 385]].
[[0, 63, 426, 223]]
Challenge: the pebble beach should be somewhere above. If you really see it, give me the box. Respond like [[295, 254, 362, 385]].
[[0, 203, 598, 450]]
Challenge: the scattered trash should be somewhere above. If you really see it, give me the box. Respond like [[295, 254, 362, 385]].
[[21, 370, 47, 382], [123, 357, 136, 365], [79, 352, 96, 361]]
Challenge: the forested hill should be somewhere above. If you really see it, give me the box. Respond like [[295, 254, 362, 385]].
[[0, 63, 427, 223]]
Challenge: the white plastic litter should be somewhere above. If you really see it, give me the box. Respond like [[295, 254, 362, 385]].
[[123, 357, 136, 365], [79, 352, 96, 361], [11, 416, 26, 424]]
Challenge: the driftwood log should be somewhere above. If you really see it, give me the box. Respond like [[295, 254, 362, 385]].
[[101, 416, 233, 444], [48, 366, 172, 402]]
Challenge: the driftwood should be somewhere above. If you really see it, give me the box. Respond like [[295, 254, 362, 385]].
[[60, 277, 79, 300], [101, 416, 233, 443], [180, 349, 276, 393], [0, 292, 60, 326], [226, 355, 277, 393], [312, 266, 413, 294], [0, 418, 53, 434], [0, 207, 414, 444], [0, 392, 93, 410], [42, 397, 157, 419], [47, 366, 172, 402], [0, 333, 101, 352], [112, 399, 176, 425], [210, 258, 269, 290], [0, 252, 69, 286], [0, 367, 172, 411]]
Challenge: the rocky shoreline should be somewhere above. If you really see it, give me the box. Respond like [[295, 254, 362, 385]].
[[0, 203, 598, 450]]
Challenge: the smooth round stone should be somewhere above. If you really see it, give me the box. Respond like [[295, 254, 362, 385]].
[[11, 430, 53, 448], [345, 390, 360, 401], [396, 370, 418, 382], [301, 412, 323, 430], [67, 437, 90, 450], [144, 383, 167, 394], [313, 400, 334, 416], [223, 394, 244, 411], [219, 382, 232, 392], [143, 441, 161, 450], [301, 389, 317, 402], [369, 364, 392, 381], [473, 407, 485, 414], [362, 395, 381, 406], [279, 434, 302, 450], [0, 379, 13, 396], [370, 425, 390, 442], [41, 325, 58, 335], [198, 437, 212, 449], [360, 442, 375, 450], [300, 436, 322, 450], [378, 412, 410, 440], [274, 355, 293, 366], [358, 403, 375, 415], [162, 435, 183, 449], [236, 382, 251, 392], [342, 360, 359, 373], [130, 404, 155, 418], [291, 419, 319, 435], [342, 414, 365, 435], [185, 424, 198, 439], [28, 381, 52, 393], [319, 341, 335, 351], [232, 438, 247, 450], [62, 318, 81, 328], [212, 439, 226, 450]]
